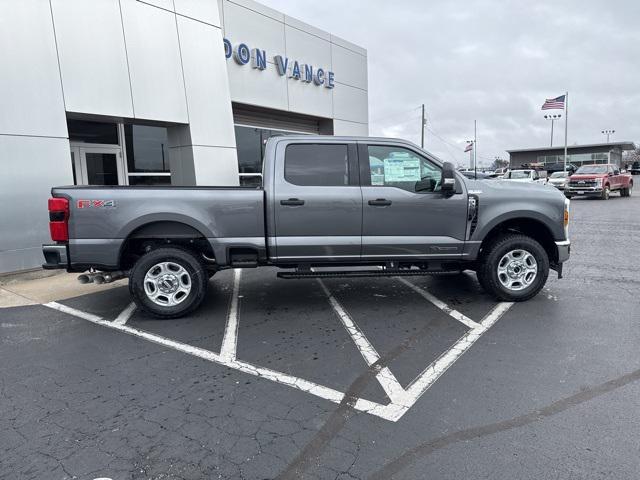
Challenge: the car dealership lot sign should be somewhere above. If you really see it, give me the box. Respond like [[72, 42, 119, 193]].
[[223, 38, 335, 88]]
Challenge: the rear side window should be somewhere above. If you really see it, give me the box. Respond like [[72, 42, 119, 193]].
[[285, 144, 349, 186]]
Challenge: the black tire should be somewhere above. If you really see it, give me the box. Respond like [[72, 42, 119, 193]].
[[129, 247, 208, 319], [601, 185, 610, 200], [477, 234, 549, 302], [565, 193, 572, 199]]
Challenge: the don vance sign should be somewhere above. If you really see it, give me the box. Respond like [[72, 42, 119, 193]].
[[223, 38, 335, 89]]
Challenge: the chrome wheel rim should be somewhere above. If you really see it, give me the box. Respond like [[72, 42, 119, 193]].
[[143, 262, 192, 306], [497, 249, 537, 291]]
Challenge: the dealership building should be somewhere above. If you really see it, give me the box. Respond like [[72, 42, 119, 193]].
[[0, 0, 368, 273], [507, 142, 635, 170]]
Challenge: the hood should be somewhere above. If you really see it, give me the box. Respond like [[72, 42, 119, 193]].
[[569, 174, 605, 181], [502, 177, 533, 182], [463, 177, 558, 196]]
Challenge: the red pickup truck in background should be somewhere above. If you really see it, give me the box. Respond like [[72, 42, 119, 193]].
[[565, 164, 633, 200]]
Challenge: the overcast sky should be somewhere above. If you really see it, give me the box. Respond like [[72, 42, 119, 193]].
[[260, 0, 640, 167]]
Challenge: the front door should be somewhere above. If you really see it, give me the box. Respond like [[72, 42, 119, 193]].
[[359, 143, 468, 258], [70, 145, 125, 186], [273, 141, 362, 262]]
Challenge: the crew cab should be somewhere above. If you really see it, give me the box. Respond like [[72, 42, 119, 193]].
[[43, 136, 571, 318], [565, 164, 633, 199]]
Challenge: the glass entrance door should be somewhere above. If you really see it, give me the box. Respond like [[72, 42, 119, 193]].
[[70, 145, 125, 185]]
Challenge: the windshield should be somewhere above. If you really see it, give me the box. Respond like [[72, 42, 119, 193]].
[[576, 165, 607, 174], [506, 170, 531, 179], [550, 172, 567, 178]]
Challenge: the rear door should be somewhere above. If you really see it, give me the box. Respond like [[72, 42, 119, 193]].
[[273, 141, 362, 262], [359, 142, 468, 258]]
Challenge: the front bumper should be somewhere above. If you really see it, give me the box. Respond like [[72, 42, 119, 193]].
[[566, 186, 602, 196], [42, 244, 69, 270]]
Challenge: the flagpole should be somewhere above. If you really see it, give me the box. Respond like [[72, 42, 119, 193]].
[[474, 120, 477, 179], [563, 92, 568, 172]]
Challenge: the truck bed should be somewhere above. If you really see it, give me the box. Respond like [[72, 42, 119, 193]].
[[51, 186, 266, 270]]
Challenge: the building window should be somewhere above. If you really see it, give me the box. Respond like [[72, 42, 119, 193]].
[[235, 125, 308, 186], [537, 152, 609, 166], [67, 119, 171, 186], [124, 124, 171, 185], [68, 119, 119, 145]]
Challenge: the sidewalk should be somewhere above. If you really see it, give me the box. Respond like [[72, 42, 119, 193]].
[[0, 270, 126, 308]]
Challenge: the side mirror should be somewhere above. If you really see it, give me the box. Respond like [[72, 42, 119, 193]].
[[441, 162, 456, 193]]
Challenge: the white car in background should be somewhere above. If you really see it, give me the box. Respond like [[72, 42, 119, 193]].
[[547, 171, 569, 190], [502, 169, 547, 184]]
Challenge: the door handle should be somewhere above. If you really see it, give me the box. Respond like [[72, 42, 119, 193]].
[[368, 198, 392, 206], [280, 198, 305, 206]]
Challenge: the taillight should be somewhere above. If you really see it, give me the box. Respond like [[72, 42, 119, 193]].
[[48, 197, 69, 242]]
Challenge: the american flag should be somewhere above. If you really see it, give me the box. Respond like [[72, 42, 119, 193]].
[[541, 95, 566, 110], [464, 142, 473, 152]]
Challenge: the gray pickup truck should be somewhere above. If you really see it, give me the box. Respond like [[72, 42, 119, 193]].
[[43, 136, 571, 318]]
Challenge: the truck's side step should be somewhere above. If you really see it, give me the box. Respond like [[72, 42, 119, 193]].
[[277, 269, 461, 279]]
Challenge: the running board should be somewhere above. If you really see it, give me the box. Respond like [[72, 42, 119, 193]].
[[277, 269, 461, 279]]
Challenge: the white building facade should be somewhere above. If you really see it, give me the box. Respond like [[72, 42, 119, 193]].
[[0, 0, 368, 273]]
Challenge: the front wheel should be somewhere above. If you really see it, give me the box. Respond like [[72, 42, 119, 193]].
[[129, 247, 208, 318], [477, 234, 549, 302]]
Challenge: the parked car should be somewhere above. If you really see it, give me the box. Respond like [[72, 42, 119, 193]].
[[494, 167, 508, 177], [547, 171, 569, 190], [546, 162, 578, 175], [630, 161, 640, 175], [565, 164, 633, 200], [502, 169, 547, 184], [42, 136, 571, 318]]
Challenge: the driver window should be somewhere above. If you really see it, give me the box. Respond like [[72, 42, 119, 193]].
[[366, 145, 441, 193]]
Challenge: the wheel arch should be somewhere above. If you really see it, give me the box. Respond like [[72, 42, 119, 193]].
[[118, 220, 215, 270], [479, 217, 558, 264]]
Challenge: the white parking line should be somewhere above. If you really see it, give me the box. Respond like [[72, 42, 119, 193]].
[[403, 302, 513, 408], [318, 279, 406, 404], [395, 277, 481, 329], [218, 269, 242, 361], [113, 302, 136, 326], [43, 289, 515, 422]]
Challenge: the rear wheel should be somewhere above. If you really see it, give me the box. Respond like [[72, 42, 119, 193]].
[[477, 234, 549, 302], [129, 247, 208, 318]]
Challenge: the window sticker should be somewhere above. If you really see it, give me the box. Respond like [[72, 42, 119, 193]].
[[383, 154, 421, 182]]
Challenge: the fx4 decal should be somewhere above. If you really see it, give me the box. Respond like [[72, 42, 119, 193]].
[[77, 199, 116, 209]]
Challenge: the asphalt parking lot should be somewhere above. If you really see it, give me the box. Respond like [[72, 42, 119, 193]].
[[2, 190, 640, 480]]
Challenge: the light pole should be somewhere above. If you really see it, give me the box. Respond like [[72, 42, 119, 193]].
[[602, 129, 615, 143], [544, 114, 562, 147]]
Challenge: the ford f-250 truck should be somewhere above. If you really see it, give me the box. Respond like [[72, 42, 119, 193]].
[[43, 136, 571, 318], [565, 164, 633, 200]]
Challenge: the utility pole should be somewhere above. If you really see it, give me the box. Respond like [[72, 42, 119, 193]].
[[420, 104, 426, 148]]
